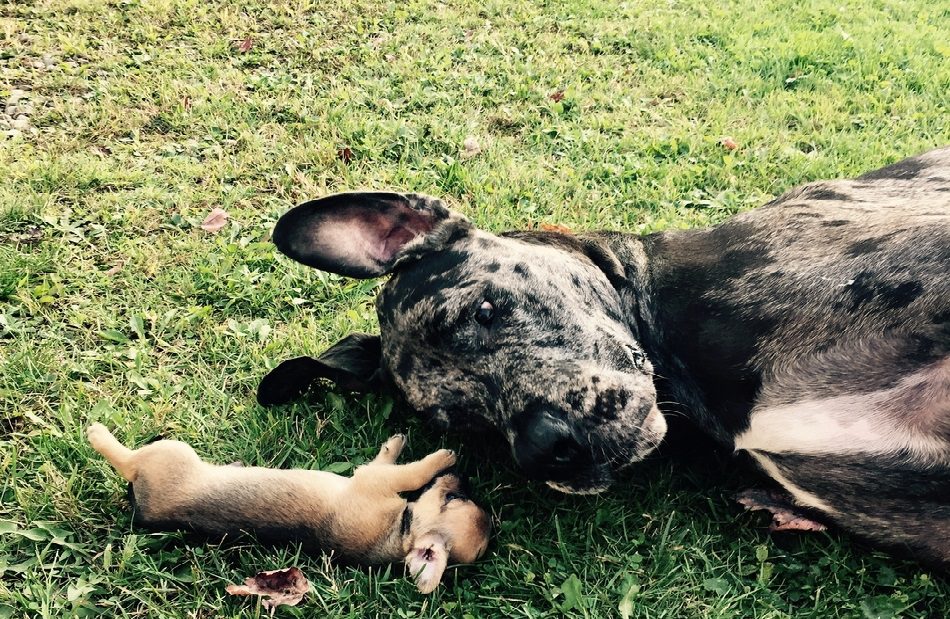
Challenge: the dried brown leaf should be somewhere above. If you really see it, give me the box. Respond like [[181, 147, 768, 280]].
[[720, 136, 739, 151], [337, 147, 354, 163], [540, 223, 573, 234], [549, 90, 565, 102], [235, 37, 253, 53], [200, 208, 229, 233], [225, 567, 310, 614], [16, 225, 43, 245]]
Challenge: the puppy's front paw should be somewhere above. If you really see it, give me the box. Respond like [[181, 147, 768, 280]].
[[385, 433, 407, 451], [86, 423, 110, 447], [380, 433, 407, 457], [426, 448, 457, 471]]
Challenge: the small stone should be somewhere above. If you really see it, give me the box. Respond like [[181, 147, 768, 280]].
[[0, 118, 10, 130], [5, 129, 22, 139], [32, 60, 45, 69], [5, 105, 18, 116], [8, 89, 27, 104], [11, 116, 30, 131], [19, 103, 33, 115], [461, 135, 482, 158]]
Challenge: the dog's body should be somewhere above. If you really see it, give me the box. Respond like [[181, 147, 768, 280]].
[[259, 146, 950, 565], [87, 424, 490, 592]]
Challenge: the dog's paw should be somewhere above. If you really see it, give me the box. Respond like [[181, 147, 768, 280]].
[[426, 448, 457, 470], [86, 423, 110, 447], [382, 433, 407, 456], [387, 433, 407, 447]]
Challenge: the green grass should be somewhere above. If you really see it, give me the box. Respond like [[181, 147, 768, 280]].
[[1, 0, 948, 616]]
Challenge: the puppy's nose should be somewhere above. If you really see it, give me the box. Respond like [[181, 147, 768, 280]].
[[513, 410, 590, 481]]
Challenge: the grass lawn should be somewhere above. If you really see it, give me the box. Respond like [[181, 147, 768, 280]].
[[2, 0, 949, 616]]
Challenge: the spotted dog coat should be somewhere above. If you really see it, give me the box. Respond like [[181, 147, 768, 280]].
[[259, 146, 950, 566]]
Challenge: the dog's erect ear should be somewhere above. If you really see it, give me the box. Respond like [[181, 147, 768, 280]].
[[272, 192, 471, 278], [405, 533, 450, 594], [257, 333, 384, 405]]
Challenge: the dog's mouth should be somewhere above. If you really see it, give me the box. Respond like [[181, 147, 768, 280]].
[[535, 406, 668, 495], [545, 468, 614, 495]]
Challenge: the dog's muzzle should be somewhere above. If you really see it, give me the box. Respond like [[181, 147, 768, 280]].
[[511, 401, 667, 494]]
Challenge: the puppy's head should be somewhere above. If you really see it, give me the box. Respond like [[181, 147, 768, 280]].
[[402, 473, 490, 593]]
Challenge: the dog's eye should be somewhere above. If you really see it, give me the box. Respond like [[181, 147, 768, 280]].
[[475, 300, 494, 325], [631, 349, 647, 369], [445, 492, 464, 502]]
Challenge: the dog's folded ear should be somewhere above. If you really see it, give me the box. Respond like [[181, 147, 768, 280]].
[[405, 532, 450, 594], [257, 333, 384, 405], [502, 230, 629, 289], [272, 192, 472, 278]]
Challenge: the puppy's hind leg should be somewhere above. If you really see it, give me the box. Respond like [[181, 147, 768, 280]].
[[87, 423, 140, 482]]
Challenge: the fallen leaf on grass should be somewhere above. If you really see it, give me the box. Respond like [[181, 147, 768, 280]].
[[11, 225, 43, 246], [200, 208, 229, 233], [540, 223, 573, 234], [461, 136, 481, 158], [549, 90, 565, 102], [337, 146, 354, 163], [234, 37, 254, 53], [720, 137, 739, 150], [226, 567, 309, 615]]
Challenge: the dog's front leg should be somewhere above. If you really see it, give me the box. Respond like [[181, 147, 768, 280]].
[[354, 448, 457, 493], [369, 434, 407, 466]]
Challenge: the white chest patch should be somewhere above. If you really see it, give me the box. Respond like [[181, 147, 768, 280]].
[[735, 364, 950, 463]]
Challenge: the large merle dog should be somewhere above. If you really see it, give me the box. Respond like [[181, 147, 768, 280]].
[[259, 146, 950, 566]]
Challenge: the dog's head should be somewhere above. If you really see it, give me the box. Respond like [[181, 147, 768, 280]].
[[261, 192, 667, 494], [401, 472, 490, 593]]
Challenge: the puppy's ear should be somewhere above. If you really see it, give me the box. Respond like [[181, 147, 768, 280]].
[[405, 533, 449, 594], [273, 192, 471, 278], [257, 333, 384, 405]]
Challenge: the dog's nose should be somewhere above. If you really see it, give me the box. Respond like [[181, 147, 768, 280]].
[[513, 410, 590, 481]]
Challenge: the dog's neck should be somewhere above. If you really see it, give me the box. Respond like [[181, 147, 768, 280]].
[[585, 231, 655, 345], [598, 227, 773, 443], [347, 500, 414, 564]]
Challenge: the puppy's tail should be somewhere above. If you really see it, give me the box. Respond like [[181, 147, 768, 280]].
[[87, 423, 139, 481]]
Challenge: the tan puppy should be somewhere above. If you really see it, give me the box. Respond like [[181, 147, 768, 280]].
[[87, 424, 490, 593]]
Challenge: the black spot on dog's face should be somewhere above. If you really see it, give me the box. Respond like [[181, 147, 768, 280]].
[[376, 231, 665, 494]]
